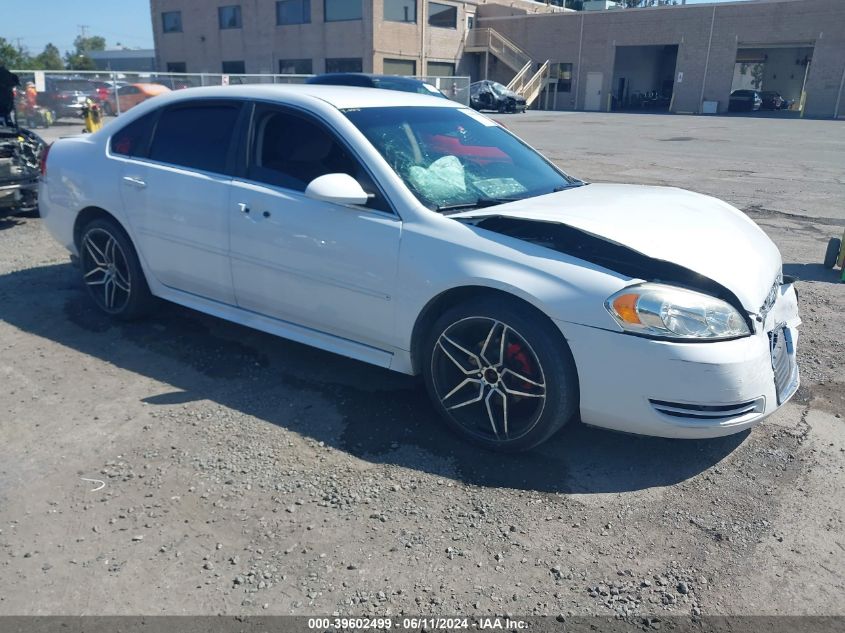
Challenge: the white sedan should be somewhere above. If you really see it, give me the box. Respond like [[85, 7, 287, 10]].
[[39, 85, 800, 452]]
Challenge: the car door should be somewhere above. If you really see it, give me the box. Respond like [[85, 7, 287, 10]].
[[116, 99, 245, 304], [227, 102, 402, 349]]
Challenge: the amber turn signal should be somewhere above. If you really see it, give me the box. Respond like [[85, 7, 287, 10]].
[[611, 293, 641, 325]]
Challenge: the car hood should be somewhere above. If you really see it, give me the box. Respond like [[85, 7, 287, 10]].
[[450, 183, 782, 312]]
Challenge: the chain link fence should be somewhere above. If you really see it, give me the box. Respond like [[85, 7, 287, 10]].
[[11, 69, 470, 124]]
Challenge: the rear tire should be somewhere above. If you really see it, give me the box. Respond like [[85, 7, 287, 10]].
[[422, 297, 579, 452], [79, 217, 155, 320], [824, 237, 841, 269]]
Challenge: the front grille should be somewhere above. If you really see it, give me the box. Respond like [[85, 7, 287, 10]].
[[650, 398, 765, 421], [770, 326, 798, 404]]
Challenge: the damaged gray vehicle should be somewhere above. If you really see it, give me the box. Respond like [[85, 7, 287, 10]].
[[0, 125, 44, 217]]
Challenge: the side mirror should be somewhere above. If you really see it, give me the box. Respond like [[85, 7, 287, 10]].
[[304, 173, 370, 206]]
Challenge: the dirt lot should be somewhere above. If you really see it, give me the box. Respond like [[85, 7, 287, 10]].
[[0, 113, 843, 618]]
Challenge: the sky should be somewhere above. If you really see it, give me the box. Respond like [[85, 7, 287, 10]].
[[1, 0, 154, 56], [0, 0, 749, 58]]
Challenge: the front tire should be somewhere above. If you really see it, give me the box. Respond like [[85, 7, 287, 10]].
[[79, 218, 155, 320], [422, 298, 579, 452]]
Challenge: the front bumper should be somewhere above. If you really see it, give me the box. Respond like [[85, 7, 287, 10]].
[[556, 283, 801, 439]]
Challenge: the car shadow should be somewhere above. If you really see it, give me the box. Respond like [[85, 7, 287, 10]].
[[783, 263, 842, 283], [0, 262, 747, 494], [0, 216, 24, 231]]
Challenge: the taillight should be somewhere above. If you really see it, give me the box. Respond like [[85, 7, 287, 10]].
[[40, 142, 52, 177]]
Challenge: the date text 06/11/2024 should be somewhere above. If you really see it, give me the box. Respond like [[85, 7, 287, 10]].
[[306, 617, 529, 630]]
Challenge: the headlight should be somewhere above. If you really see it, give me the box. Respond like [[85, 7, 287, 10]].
[[605, 283, 750, 340]]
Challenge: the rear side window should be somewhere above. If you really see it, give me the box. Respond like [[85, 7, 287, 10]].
[[149, 103, 241, 173], [111, 111, 158, 157]]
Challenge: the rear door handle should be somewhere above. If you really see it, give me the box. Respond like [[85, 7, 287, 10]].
[[237, 202, 250, 214], [122, 176, 146, 188]]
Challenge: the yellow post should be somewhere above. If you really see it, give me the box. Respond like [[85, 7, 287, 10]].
[[82, 99, 103, 134]]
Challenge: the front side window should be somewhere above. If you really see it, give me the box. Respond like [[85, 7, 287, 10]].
[[344, 106, 576, 211], [219, 5, 242, 29], [149, 103, 240, 173], [384, 0, 416, 23], [162, 11, 183, 33], [325, 58, 363, 73], [279, 58, 312, 74], [249, 106, 390, 212], [428, 2, 456, 29], [277, 0, 310, 25], [111, 111, 158, 157], [324, 0, 362, 21]]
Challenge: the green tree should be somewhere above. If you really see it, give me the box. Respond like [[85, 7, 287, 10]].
[[34, 43, 64, 70], [65, 34, 107, 70], [0, 37, 29, 69]]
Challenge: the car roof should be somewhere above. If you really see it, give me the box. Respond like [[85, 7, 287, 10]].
[[131, 82, 171, 93], [138, 84, 462, 111]]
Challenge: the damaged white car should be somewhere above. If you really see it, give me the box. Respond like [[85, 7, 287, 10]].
[[40, 85, 800, 451]]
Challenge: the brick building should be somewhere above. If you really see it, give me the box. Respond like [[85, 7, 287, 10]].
[[151, 0, 845, 118]]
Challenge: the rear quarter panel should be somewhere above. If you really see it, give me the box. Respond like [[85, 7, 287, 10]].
[[40, 133, 124, 255]]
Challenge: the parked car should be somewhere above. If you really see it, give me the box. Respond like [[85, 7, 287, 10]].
[[0, 125, 44, 216], [470, 80, 526, 113], [728, 89, 763, 112], [106, 83, 171, 114], [40, 85, 800, 452], [39, 77, 100, 119], [89, 80, 127, 115], [307, 73, 448, 98], [760, 90, 786, 110]]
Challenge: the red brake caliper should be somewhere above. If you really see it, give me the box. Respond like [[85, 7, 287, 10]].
[[506, 343, 534, 391]]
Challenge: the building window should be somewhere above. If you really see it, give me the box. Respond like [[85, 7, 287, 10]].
[[167, 62, 187, 73], [324, 0, 362, 22], [277, 0, 310, 25], [427, 61, 455, 77], [222, 60, 246, 74], [162, 11, 183, 33], [383, 58, 416, 76], [279, 58, 312, 74], [325, 58, 363, 73], [555, 63, 573, 92], [428, 2, 456, 29], [384, 0, 416, 23], [219, 5, 243, 29]]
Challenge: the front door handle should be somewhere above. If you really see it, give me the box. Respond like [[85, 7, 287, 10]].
[[122, 176, 146, 188], [237, 202, 250, 215]]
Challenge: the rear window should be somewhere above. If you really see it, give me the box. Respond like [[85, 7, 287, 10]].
[[110, 111, 158, 157], [148, 103, 240, 173]]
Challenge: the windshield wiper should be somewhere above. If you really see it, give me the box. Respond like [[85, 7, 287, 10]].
[[436, 197, 521, 214]]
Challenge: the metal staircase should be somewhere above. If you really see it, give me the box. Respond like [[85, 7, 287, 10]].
[[464, 28, 550, 109]]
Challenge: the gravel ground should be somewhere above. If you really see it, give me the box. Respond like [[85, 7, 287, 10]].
[[0, 113, 842, 618]]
